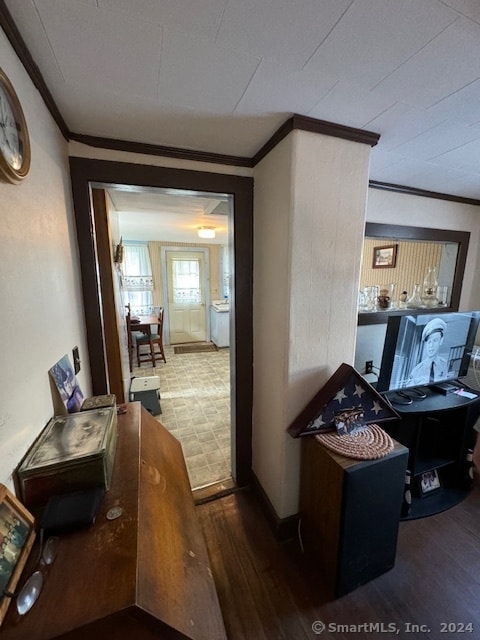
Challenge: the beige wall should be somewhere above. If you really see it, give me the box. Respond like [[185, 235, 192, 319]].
[[253, 129, 372, 518], [0, 31, 90, 488]]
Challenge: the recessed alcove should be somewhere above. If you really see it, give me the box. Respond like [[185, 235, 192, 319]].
[[355, 223, 471, 375], [358, 223, 470, 326]]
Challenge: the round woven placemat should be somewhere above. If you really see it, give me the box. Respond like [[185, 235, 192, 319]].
[[315, 423, 394, 460]]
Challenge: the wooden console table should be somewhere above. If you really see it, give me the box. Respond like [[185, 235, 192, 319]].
[[1, 402, 227, 640]]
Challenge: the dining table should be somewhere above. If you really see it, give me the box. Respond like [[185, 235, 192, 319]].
[[129, 314, 161, 367], [130, 314, 159, 335]]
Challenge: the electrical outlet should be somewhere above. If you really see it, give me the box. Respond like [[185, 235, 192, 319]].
[[365, 360, 373, 374], [73, 346, 81, 374]]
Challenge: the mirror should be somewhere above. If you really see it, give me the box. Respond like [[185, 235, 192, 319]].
[[358, 223, 470, 325]]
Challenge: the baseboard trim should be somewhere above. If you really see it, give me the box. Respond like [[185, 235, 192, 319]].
[[193, 477, 241, 505], [250, 471, 300, 542]]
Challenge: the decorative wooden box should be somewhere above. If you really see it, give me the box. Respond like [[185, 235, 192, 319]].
[[15, 408, 117, 511], [80, 394, 116, 411]]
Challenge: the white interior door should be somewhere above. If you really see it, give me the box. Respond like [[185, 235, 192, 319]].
[[166, 250, 207, 344]]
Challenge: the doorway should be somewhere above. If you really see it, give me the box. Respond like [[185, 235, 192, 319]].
[[69, 157, 253, 487], [116, 190, 231, 490], [164, 248, 209, 345]]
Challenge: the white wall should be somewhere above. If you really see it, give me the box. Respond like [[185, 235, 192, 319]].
[[355, 188, 480, 374], [0, 31, 90, 489], [253, 129, 372, 518]]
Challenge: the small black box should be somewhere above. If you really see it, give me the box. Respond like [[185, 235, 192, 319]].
[[41, 486, 105, 536], [432, 382, 458, 395]]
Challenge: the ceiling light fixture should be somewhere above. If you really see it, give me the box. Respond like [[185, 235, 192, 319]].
[[197, 226, 216, 239]]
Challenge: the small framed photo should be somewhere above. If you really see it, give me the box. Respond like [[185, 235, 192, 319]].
[[0, 484, 36, 626], [372, 244, 397, 269], [419, 469, 441, 497]]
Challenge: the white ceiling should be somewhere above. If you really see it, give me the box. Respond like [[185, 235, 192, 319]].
[[6, 0, 480, 206], [111, 188, 231, 244]]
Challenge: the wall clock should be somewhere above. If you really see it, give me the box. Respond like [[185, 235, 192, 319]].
[[0, 68, 31, 184]]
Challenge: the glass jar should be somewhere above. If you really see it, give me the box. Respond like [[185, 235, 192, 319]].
[[436, 285, 448, 306], [398, 290, 408, 309], [422, 267, 439, 307], [377, 284, 395, 310], [363, 286, 379, 311]]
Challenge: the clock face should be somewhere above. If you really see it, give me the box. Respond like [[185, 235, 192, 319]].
[[0, 68, 30, 183], [0, 86, 21, 170]]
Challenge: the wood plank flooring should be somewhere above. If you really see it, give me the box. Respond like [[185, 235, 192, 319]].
[[197, 485, 480, 640]]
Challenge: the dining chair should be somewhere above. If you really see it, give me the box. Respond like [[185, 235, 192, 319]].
[[136, 307, 167, 366]]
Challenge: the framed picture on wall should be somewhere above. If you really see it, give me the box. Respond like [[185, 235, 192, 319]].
[[372, 244, 397, 268], [0, 484, 36, 625]]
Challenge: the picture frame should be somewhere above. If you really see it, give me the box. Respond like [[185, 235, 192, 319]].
[[372, 244, 397, 269], [418, 469, 441, 497], [0, 484, 36, 626], [48, 354, 84, 415]]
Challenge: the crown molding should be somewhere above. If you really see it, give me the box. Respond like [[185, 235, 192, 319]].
[[69, 132, 253, 168], [252, 113, 380, 166], [292, 114, 380, 147], [369, 180, 480, 207], [0, 0, 69, 140]]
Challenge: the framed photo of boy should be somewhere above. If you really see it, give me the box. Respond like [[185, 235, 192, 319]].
[[372, 244, 397, 269], [0, 484, 36, 626]]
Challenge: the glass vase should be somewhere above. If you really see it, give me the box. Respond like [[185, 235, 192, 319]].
[[407, 284, 423, 309]]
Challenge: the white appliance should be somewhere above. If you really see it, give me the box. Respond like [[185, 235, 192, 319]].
[[210, 300, 229, 348]]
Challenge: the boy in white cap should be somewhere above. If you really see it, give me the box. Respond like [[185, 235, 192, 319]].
[[407, 318, 450, 386]]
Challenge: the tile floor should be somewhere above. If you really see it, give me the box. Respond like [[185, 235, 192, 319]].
[[131, 344, 231, 490]]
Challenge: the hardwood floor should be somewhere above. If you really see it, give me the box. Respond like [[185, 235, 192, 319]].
[[197, 484, 480, 640]]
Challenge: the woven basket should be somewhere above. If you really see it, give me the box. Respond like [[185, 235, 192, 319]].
[[315, 423, 394, 460]]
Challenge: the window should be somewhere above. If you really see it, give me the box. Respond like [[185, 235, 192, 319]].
[[171, 258, 201, 303], [122, 244, 153, 315]]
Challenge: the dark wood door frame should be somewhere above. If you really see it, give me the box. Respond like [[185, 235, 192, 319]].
[[69, 156, 254, 486]]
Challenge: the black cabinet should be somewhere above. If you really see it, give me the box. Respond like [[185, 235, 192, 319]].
[[300, 437, 408, 597], [382, 385, 480, 519]]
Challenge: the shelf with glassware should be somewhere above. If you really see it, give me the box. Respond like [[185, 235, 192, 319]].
[[358, 266, 455, 325]]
